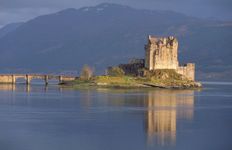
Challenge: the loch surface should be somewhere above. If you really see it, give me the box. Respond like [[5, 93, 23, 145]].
[[0, 82, 231, 150]]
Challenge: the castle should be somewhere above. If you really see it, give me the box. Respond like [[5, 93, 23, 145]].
[[145, 35, 195, 81], [113, 35, 195, 81]]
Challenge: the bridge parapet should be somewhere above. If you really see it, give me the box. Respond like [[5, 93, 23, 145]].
[[0, 74, 76, 85]]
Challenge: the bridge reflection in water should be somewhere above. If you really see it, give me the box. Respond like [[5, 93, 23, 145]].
[[145, 90, 194, 146], [0, 84, 63, 93]]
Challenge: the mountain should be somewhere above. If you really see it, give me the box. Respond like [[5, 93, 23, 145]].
[[0, 3, 231, 80], [0, 22, 23, 38]]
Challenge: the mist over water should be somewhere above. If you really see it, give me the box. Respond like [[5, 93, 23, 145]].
[[0, 82, 231, 150]]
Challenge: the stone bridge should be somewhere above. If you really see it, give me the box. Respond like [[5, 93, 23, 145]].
[[0, 74, 76, 85]]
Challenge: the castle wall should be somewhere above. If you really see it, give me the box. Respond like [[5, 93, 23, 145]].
[[153, 45, 178, 69], [145, 36, 179, 70], [145, 44, 155, 70], [119, 59, 145, 76], [177, 63, 195, 81]]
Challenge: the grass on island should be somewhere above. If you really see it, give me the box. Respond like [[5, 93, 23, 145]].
[[70, 69, 199, 89], [71, 76, 144, 88]]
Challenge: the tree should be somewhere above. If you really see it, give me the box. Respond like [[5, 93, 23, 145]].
[[107, 66, 125, 76], [80, 65, 93, 80]]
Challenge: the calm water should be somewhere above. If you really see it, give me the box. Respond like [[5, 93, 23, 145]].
[[0, 82, 231, 150]]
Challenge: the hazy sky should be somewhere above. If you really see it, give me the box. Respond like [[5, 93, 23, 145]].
[[0, 0, 232, 28]]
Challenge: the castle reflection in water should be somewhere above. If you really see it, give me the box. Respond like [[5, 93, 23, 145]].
[[145, 90, 194, 146], [90, 88, 195, 146], [0, 84, 195, 146], [80, 88, 195, 146]]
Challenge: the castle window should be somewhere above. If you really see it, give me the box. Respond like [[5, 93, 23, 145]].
[[155, 49, 159, 55]]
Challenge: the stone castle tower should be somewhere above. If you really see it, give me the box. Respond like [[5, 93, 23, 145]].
[[145, 36, 179, 70], [145, 35, 195, 81]]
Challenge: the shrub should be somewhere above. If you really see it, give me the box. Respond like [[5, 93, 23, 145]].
[[107, 66, 125, 77], [80, 65, 93, 80]]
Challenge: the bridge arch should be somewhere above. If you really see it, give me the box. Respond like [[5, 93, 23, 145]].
[[14, 75, 27, 84]]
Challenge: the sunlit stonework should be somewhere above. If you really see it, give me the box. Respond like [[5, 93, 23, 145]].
[[145, 36, 195, 81]]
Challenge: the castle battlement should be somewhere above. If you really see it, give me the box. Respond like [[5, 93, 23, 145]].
[[148, 36, 178, 48]]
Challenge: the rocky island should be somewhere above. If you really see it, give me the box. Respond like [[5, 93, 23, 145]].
[[64, 36, 202, 89]]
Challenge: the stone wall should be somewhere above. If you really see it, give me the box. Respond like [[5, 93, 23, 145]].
[[176, 63, 195, 81], [0, 75, 14, 83], [118, 59, 145, 76], [145, 36, 179, 70]]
